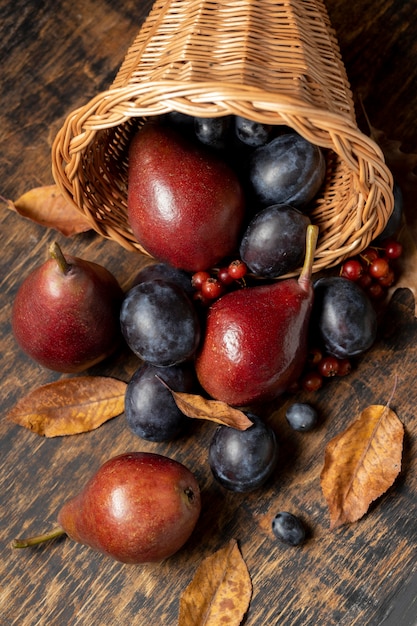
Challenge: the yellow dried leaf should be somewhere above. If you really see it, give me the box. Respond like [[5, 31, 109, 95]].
[[320, 404, 404, 530], [5, 184, 92, 236], [179, 539, 252, 626], [7, 376, 126, 437], [156, 378, 252, 430]]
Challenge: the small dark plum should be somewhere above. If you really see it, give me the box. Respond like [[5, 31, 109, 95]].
[[209, 414, 279, 492], [130, 262, 193, 297], [120, 279, 200, 366], [249, 131, 326, 209], [234, 116, 273, 147], [239, 203, 311, 277], [166, 111, 194, 128], [272, 511, 306, 546], [285, 403, 318, 432], [194, 116, 232, 150], [373, 180, 403, 243], [125, 363, 196, 441], [312, 276, 377, 358]]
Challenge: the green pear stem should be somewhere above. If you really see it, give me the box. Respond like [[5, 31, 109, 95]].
[[49, 241, 72, 275], [12, 525, 66, 549], [298, 224, 319, 292]]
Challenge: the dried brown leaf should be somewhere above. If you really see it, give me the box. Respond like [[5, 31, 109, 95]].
[[320, 403, 404, 530], [4, 184, 92, 236], [156, 377, 252, 430], [178, 539, 252, 626], [7, 376, 126, 437], [369, 126, 417, 315]]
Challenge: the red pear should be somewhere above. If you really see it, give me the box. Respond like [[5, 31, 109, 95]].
[[13, 452, 201, 564], [127, 122, 245, 272], [11, 242, 123, 373], [195, 225, 319, 406]]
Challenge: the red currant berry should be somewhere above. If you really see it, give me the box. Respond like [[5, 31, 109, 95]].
[[340, 258, 363, 281], [336, 358, 352, 377], [384, 238, 403, 260], [307, 347, 323, 367], [217, 267, 234, 286], [192, 270, 211, 290], [201, 277, 224, 300], [361, 247, 379, 265], [228, 259, 248, 280], [318, 355, 340, 377], [378, 268, 395, 287], [301, 371, 323, 392], [367, 281, 385, 299], [369, 257, 390, 279], [193, 290, 210, 306], [357, 272, 372, 289]]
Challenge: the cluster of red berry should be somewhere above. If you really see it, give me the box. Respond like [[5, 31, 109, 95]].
[[296, 348, 352, 393], [340, 238, 403, 300], [191, 259, 248, 304], [297, 237, 403, 393]]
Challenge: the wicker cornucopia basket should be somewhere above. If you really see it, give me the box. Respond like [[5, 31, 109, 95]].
[[52, 0, 394, 274]]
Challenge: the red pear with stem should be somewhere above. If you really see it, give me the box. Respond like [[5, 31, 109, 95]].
[[12, 452, 201, 564], [11, 241, 124, 373], [195, 224, 319, 406]]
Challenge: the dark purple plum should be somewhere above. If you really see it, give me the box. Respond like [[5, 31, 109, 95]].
[[125, 363, 196, 441], [234, 116, 273, 147], [312, 276, 377, 358], [208, 414, 279, 492], [285, 403, 318, 432], [120, 280, 200, 366], [166, 111, 194, 127], [272, 511, 306, 546], [373, 180, 403, 243], [194, 115, 232, 150], [239, 203, 311, 277], [130, 262, 193, 297], [249, 131, 326, 209]]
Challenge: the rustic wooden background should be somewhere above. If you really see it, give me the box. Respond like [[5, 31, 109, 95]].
[[1, 0, 417, 624]]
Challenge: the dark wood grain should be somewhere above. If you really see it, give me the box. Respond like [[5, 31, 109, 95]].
[[1, 1, 417, 625]]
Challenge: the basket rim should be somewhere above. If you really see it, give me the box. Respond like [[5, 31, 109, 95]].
[[55, 79, 389, 174], [52, 79, 394, 275]]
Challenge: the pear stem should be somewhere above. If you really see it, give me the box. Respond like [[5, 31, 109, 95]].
[[298, 224, 319, 292], [49, 241, 72, 275], [12, 526, 66, 549]]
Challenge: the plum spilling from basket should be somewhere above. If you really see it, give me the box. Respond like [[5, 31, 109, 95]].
[[9, 112, 404, 570], [122, 116, 402, 397], [116, 114, 403, 489], [10, 114, 402, 498]]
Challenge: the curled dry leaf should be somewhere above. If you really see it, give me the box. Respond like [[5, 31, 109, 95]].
[[179, 539, 252, 626], [3, 184, 92, 236], [7, 376, 126, 437], [156, 377, 253, 430], [320, 404, 404, 530]]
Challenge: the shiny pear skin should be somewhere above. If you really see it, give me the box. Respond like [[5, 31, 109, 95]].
[[11, 246, 123, 373], [57, 452, 201, 564], [195, 278, 313, 406], [127, 122, 245, 272]]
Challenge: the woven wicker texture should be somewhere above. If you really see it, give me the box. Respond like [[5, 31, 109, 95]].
[[52, 0, 394, 273]]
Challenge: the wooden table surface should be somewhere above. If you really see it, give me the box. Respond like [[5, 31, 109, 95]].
[[1, 1, 417, 625]]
